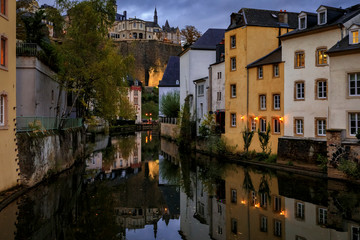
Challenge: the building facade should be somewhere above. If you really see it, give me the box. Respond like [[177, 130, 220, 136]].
[[223, 9, 298, 152], [0, 0, 19, 192]]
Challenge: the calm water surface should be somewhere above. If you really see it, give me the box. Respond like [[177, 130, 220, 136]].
[[1, 132, 360, 240]]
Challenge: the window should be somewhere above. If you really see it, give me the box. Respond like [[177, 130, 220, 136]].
[[273, 118, 280, 134], [260, 118, 266, 132], [295, 51, 305, 68], [260, 193, 267, 208], [217, 72, 222, 79], [250, 118, 256, 131], [217, 204, 222, 215], [316, 79, 327, 99], [260, 216, 267, 232], [231, 57, 236, 71], [352, 31, 359, 44], [259, 95, 266, 110], [295, 118, 304, 135], [274, 220, 282, 237], [251, 191, 256, 205], [316, 119, 326, 137], [299, 17, 306, 29], [134, 90, 138, 96], [231, 219, 238, 234], [258, 66, 263, 79], [1, 36, 6, 68], [318, 208, 327, 225], [231, 84, 236, 98], [134, 97, 138, 105], [295, 81, 305, 100], [319, 11, 326, 24], [0, 0, 6, 16], [198, 84, 204, 96], [352, 226, 360, 240], [349, 73, 360, 96], [231, 189, 237, 203], [200, 103, 203, 117], [218, 226, 223, 235], [273, 64, 279, 77], [274, 196, 281, 212], [231, 113, 236, 127], [316, 48, 328, 66], [0, 94, 5, 127], [133, 22, 136, 28], [217, 92, 221, 101], [296, 202, 305, 219], [349, 113, 360, 136], [273, 94, 280, 110], [230, 35, 236, 48]]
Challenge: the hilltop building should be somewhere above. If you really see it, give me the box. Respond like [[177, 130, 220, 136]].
[[109, 5, 180, 45]]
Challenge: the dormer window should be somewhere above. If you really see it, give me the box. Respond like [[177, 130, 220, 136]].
[[318, 11, 326, 25], [299, 16, 306, 30], [348, 24, 360, 45], [352, 31, 359, 44]]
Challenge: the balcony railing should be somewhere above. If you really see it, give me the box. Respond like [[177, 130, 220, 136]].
[[16, 117, 83, 132], [16, 43, 41, 56], [160, 117, 177, 125]]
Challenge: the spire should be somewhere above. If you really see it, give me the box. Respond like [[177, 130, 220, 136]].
[[154, 7, 158, 24]]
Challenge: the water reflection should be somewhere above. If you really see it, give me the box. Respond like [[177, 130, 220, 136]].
[[1, 133, 360, 240]]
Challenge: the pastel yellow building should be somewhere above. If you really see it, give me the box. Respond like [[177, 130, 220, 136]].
[[224, 9, 298, 153], [246, 47, 284, 153], [0, 0, 19, 192]]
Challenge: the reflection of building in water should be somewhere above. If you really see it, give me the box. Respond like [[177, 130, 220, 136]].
[[115, 207, 161, 230], [111, 132, 142, 171], [87, 152, 103, 170], [210, 179, 226, 240]]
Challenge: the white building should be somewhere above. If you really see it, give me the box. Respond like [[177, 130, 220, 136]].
[[179, 28, 225, 122], [280, 5, 360, 139], [126, 78, 142, 124]]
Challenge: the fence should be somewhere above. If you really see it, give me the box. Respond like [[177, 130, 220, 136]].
[[16, 43, 40, 56], [16, 117, 83, 132], [160, 117, 177, 125]]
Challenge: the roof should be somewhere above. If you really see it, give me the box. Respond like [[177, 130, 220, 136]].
[[247, 46, 282, 68], [146, 21, 160, 28], [327, 35, 360, 55], [158, 56, 180, 87], [190, 28, 225, 50], [127, 76, 142, 87], [280, 4, 360, 39], [193, 77, 208, 83], [227, 8, 299, 31]]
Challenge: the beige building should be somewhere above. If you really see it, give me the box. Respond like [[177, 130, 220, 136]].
[[0, 0, 19, 192], [327, 24, 360, 139], [280, 5, 360, 139]]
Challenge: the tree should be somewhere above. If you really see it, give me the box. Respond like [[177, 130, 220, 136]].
[[258, 123, 271, 153], [242, 127, 254, 153], [160, 91, 180, 118], [180, 25, 201, 49]]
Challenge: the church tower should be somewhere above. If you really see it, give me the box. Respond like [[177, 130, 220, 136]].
[[154, 7, 158, 24]]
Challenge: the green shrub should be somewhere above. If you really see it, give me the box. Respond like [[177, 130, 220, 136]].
[[266, 154, 277, 163], [338, 158, 360, 179], [287, 160, 294, 166], [258, 123, 271, 153], [316, 154, 328, 172], [242, 127, 254, 152]]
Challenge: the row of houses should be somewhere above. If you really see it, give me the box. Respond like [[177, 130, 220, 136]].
[[178, 4, 360, 156]]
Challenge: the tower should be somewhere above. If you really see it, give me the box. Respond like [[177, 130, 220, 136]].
[[154, 7, 158, 24]]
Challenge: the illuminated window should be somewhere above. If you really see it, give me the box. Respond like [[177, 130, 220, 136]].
[[230, 35, 236, 48], [349, 73, 360, 96], [0, 0, 6, 16], [295, 51, 305, 68], [0, 36, 6, 68], [316, 48, 328, 65], [258, 66, 263, 79], [230, 57, 236, 71], [352, 31, 359, 44]]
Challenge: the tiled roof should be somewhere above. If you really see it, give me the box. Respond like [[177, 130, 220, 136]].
[[327, 35, 360, 54], [280, 4, 360, 39], [190, 28, 225, 50], [247, 47, 282, 68], [227, 8, 299, 30], [145, 21, 160, 28], [158, 56, 180, 87]]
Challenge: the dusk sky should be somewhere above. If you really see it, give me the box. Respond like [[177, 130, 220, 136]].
[[37, 0, 360, 33]]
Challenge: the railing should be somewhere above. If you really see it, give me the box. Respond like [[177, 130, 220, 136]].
[[16, 43, 40, 56], [160, 117, 177, 125], [16, 117, 83, 132]]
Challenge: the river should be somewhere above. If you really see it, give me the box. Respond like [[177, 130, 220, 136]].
[[0, 131, 359, 240]]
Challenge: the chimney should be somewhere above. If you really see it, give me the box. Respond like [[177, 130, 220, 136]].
[[278, 10, 288, 24], [123, 11, 127, 20]]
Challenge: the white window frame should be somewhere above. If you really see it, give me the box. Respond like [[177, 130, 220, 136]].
[[349, 73, 360, 96], [352, 226, 360, 240], [260, 192, 267, 208], [251, 118, 256, 131], [274, 118, 280, 134], [260, 216, 267, 232], [296, 82, 305, 100], [296, 119, 304, 135], [231, 84, 236, 98], [273, 64, 279, 77], [317, 119, 326, 136], [274, 220, 282, 237], [258, 66, 263, 79], [217, 72, 222, 79], [349, 113, 360, 136], [231, 57, 236, 71], [231, 113, 236, 127], [317, 80, 327, 99], [318, 10, 327, 25], [318, 208, 327, 225], [200, 103, 203, 117], [296, 202, 305, 219], [260, 95, 266, 110], [299, 16, 307, 30], [351, 30, 359, 44], [0, 95, 5, 126], [198, 84, 204, 96], [274, 94, 280, 110], [230, 35, 236, 48], [260, 118, 266, 132]]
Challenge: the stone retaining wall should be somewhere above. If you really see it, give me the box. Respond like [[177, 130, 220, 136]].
[[160, 123, 179, 140]]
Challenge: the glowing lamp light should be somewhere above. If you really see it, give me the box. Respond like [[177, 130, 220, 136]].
[[150, 113, 152, 116], [254, 117, 259, 121], [279, 117, 284, 122], [145, 113, 148, 116], [240, 116, 245, 120], [280, 210, 285, 215], [241, 200, 246, 204], [255, 203, 260, 208]]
